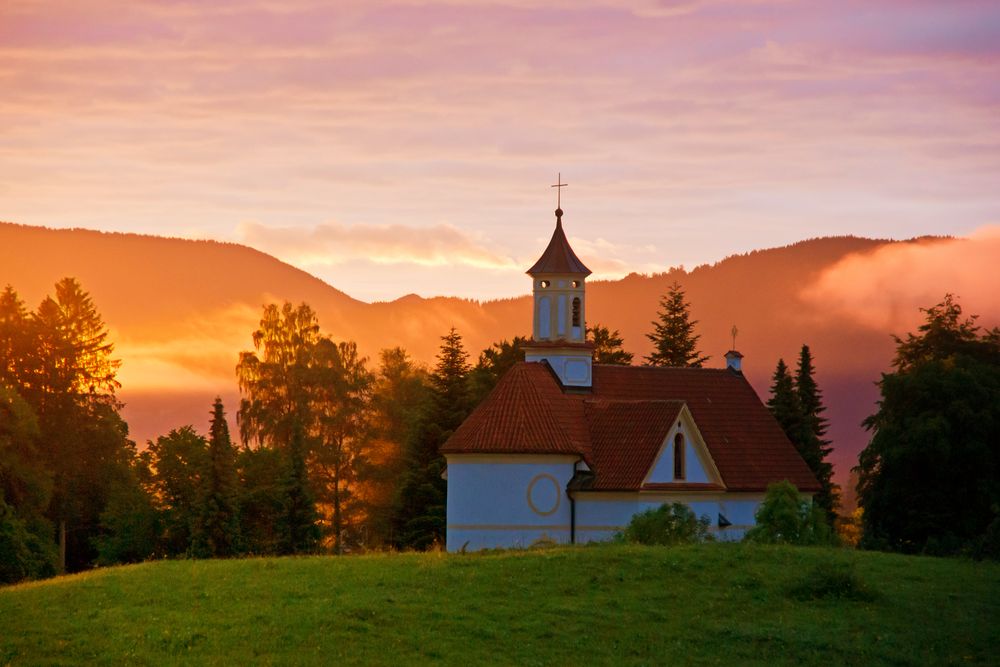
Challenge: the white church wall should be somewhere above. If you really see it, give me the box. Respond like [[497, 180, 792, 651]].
[[445, 455, 577, 552], [573, 492, 766, 544]]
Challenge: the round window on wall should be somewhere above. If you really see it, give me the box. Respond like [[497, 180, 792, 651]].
[[527, 474, 561, 516], [540, 280, 550, 288], [572, 280, 580, 288]]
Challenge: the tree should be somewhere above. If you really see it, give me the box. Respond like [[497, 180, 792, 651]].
[[744, 481, 834, 545], [30, 278, 131, 571], [644, 282, 709, 367], [191, 398, 242, 558], [363, 348, 430, 548], [147, 427, 208, 556], [277, 422, 320, 555], [794, 345, 838, 524], [469, 336, 528, 404], [588, 324, 633, 365], [236, 302, 323, 554], [236, 302, 321, 452], [392, 328, 471, 550], [312, 340, 373, 554], [856, 295, 1000, 555], [767, 359, 803, 440]]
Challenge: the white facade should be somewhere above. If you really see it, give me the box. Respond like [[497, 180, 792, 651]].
[[445, 406, 766, 551]]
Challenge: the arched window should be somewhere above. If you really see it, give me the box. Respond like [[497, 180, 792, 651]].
[[572, 297, 581, 327], [673, 433, 685, 480]]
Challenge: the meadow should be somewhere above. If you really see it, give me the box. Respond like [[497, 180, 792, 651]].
[[1, 543, 997, 666]]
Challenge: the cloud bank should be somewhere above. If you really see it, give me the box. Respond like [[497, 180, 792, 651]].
[[801, 225, 1000, 334]]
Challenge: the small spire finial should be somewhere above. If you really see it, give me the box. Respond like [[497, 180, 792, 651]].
[[551, 172, 567, 219], [731, 325, 739, 351]]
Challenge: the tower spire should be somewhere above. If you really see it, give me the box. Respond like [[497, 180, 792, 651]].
[[551, 172, 567, 219]]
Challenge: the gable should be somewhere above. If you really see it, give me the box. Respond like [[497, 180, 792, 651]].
[[643, 404, 724, 488]]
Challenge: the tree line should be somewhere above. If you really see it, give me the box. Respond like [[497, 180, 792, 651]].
[[3, 277, 994, 583]]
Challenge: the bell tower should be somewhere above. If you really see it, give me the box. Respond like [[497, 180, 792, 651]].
[[523, 200, 594, 388]]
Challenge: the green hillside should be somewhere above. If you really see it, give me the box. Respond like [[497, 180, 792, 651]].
[[1, 544, 996, 666]]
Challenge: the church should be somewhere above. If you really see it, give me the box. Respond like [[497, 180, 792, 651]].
[[441, 205, 820, 551]]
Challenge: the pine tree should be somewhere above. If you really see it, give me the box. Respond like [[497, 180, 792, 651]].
[[644, 282, 709, 367], [277, 421, 320, 555], [588, 324, 633, 365], [767, 359, 803, 445], [392, 327, 471, 550], [191, 398, 242, 558], [794, 345, 838, 524]]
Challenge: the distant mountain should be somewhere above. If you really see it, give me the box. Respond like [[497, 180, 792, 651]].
[[0, 222, 934, 497]]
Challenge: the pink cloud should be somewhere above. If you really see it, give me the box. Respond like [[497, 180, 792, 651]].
[[801, 226, 1000, 334]]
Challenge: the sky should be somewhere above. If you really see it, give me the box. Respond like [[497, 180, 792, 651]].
[[2, 0, 999, 302]]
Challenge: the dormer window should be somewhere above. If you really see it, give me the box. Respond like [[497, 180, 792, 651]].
[[540, 280, 550, 288], [673, 433, 685, 480]]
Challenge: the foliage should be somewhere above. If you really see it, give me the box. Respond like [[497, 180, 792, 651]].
[[644, 281, 709, 367], [617, 503, 711, 545], [793, 345, 838, 523], [191, 398, 242, 558], [311, 340, 374, 553], [236, 446, 286, 555], [0, 279, 132, 573], [147, 427, 209, 556], [0, 494, 57, 584], [588, 324, 633, 365], [469, 336, 527, 404], [93, 453, 160, 566], [2, 545, 997, 664], [857, 295, 1000, 555], [745, 481, 835, 546], [276, 424, 320, 555], [787, 561, 878, 602], [392, 327, 471, 550], [767, 348, 839, 526]]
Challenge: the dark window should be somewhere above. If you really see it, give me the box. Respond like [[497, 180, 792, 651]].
[[572, 297, 581, 327], [674, 434, 685, 480]]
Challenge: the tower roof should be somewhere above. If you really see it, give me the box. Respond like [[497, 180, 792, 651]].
[[526, 210, 592, 277]]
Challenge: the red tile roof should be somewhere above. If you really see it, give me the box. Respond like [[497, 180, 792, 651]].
[[526, 218, 592, 276], [441, 362, 821, 493]]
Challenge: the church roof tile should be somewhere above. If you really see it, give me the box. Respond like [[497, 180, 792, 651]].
[[441, 362, 820, 493]]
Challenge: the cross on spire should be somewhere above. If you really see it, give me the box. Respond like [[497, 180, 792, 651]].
[[551, 172, 568, 215]]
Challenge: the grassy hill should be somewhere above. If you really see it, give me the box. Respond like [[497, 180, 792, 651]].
[[1, 544, 996, 665]]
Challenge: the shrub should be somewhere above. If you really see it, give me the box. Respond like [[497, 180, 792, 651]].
[[745, 480, 836, 546], [618, 503, 711, 546], [787, 561, 878, 602], [0, 496, 57, 584]]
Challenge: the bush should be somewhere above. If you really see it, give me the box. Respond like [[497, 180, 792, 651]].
[[0, 496, 57, 584], [745, 480, 836, 546], [787, 561, 878, 602], [618, 503, 711, 546]]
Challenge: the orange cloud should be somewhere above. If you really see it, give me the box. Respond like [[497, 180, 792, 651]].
[[801, 226, 1000, 334], [239, 221, 518, 269]]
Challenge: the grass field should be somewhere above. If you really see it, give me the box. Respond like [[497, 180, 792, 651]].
[[1, 543, 997, 666]]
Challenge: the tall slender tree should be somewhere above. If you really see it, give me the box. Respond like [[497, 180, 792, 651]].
[[469, 336, 528, 404], [236, 302, 322, 554], [588, 324, 634, 365], [192, 398, 242, 558], [313, 340, 373, 554], [645, 282, 709, 367], [793, 345, 838, 523], [767, 359, 803, 442], [392, 328, 471, 550]]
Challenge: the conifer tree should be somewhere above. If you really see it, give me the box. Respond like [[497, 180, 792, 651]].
[[794, 345, 838, 524], [392, 328, 471, 550], [588, 324, 633, 365], [277, 421, 320, 555], [767, 358, 803, 446], [192, 398, 242, 558], [645, 282, 709, 367]]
